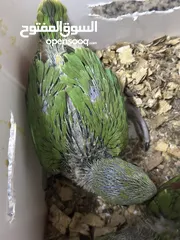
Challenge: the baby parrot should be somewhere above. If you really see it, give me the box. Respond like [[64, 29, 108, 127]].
[[26, 0, 157, 206], [95, 175, 180, 240]]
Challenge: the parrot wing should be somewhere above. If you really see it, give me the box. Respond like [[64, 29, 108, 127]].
[[26, 47, 128, 174]]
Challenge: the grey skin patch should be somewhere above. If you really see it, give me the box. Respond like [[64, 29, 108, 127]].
[[42, 100, 48, 113], [90, 0, 180, 18], [89, 86, 99, 103]]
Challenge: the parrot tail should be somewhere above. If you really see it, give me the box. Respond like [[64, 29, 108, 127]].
[[36, 0, 68, 40]]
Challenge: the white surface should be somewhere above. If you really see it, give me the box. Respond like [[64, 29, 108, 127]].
[[0, 0, 180, 239], [0, 0, 39, 88], [0, 67, 46, 240], [0, 0, 46, 240]]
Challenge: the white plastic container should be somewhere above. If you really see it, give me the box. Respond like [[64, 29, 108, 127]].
[[0, 0, 180, 239], [0, 1, 46, 239]]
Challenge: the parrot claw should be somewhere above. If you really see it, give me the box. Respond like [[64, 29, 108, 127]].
[[124, 96, 150, 151], [144, 142, 150, 152]]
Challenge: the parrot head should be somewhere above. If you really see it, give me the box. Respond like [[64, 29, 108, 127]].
[[80, 157, 157, 206], [36, 0, 68, 40]]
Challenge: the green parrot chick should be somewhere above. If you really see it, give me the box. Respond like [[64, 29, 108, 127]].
[[26, 0, 157, 206]]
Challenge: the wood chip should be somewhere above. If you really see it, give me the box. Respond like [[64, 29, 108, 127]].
[[146, 98, 157, 108], [82, 213, 104, 227], [151, 115, 169, 129], [116, 45, 135, 64], [96, 50, 103, 59], [163, 91, 174, 100], [69, 213, 90, 236], [127, 205, 136, 214], [157, 100, 172, 115], [59, 186, 73, 201], [145, 151, 164, 171], [133, 97, 143, 107], [94, 227, 117, 237], [108, 211, 126, 227], [155, 141, 169, 152], [172, 120, 180, 128], [132, 60, 148, 84], [49, 204, 71, 234], [167, 146, 180, 159]]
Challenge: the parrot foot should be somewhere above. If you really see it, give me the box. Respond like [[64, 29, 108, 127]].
[[124, 89, 150, 151]]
